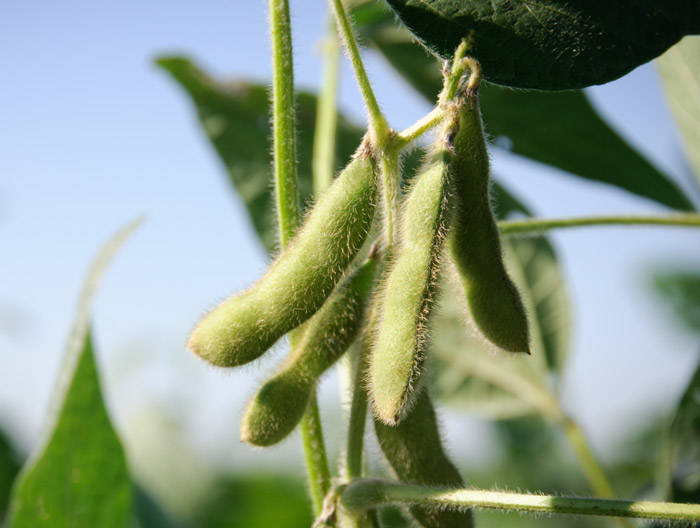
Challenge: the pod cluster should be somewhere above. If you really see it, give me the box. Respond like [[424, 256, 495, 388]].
[[187, 65, 529, 528]]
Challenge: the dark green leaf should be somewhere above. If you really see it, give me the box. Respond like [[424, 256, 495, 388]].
[[384, 0, 700, 90], [134, 486, 185, 528], [352, 0, 695, 211], [156, 57, 365, 253], [430, 183, 570, 416], [0, 427, 21, 521], [658, 37, 700, 188], [667, 357, 700, 504], [189, 474, 312, 528], [7, 220, 141, 528], [652, 271, 700, 334]]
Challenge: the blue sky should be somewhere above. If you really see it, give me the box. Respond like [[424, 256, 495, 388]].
[[1, 0, 699, 495]]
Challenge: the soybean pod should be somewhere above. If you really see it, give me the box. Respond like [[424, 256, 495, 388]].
[[374, 390, 474, 528], [369, 119, 457, 426], [240, 252, 379, 446], [188, 145, 378, 367], [449, 97, 530, 354]]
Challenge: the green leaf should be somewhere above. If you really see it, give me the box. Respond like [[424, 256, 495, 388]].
[[7, 220, 142, 528], [652, 271, 700, 334], [666, 357, 700, 504], [383, 0, 700, 90], [430, 184, 569, 418], [352, 0, 695, 212], [190, 474, 312, 528], [658, 36, 700, 187], [156, 57, 365, 254], [0, 427, 21, 521]]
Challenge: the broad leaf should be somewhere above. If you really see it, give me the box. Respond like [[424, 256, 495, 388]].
[[7, 220, 141, 528], [431, 184, 570, 417], [156, 57, 365, 253], [352, 0, 695, 212], [384, 0, 700, 90], [658, 36, 700, 187]]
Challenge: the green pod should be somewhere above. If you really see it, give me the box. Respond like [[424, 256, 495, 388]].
[[374, 391, 474, 528], [369, 128, 456, 426], [449, 101, 530, 353], [188, 149, 378, 367], [241, 254, 379, 446]]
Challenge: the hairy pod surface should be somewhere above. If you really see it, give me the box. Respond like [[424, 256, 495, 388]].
[[374, 391, 474, 528], [449, 100, 530, 353], [369, 129, 456, 426], [240, 255, 378, 446], [188, 150, 378, 367]]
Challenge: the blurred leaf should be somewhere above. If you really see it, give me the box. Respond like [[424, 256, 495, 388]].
[[383, 0, 699, 90], [189, 474, 312, 528], [658, 36, 700, 187], [652, 271, 700, 334], [352, 0, 695, 212], [667, 357, 700, 504], [134, 486, 185, 528], [156, 57, 365, 253], [0, 428, 21, 521], [6, 220, 141, 528], [431, 184, 569, 417]]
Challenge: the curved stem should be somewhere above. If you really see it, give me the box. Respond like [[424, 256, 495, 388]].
[[499, 214, 700, 236], [379, 144, 400, 248], [269, 0, 300, 245], [345, 353, 368, 481], [329, 0, 388, 145], [341, 479, 700, 522]]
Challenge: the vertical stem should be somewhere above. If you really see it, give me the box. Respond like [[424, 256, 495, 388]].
[[301, 392, 332, 516], [379, 145, 400, 249], [270, 0, 331, 517], [329, 0, 388, 146], [269, 0, 300, 246], [345, 353, 368, 481], [313, 19, 340, 196]]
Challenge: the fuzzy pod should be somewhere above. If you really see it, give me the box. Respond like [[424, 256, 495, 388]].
[[448, 100, 530, 353], [188, 150, 378, 367], [369, 129, 456, 426], [240, 254, 379, 446], [374, 391, 474, 528]]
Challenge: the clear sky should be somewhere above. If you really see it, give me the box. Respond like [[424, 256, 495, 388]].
[[1, 0, 699, 500]]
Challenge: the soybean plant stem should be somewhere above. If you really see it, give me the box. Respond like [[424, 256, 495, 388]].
[[329, 0, 388, 146], [312, 18, 340, 196], [345, 353, 368, 481], [270, 0, 331, 517], [269, 0, 300, 246], [301, 392, 332, 516], [340, 479, 700, 522], [499, 214, 700, 235]]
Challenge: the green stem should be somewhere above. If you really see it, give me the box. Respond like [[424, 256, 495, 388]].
[[499, 214, 700, 236], [301, 392, 332, 516], [345, 352, 368, 481], [329, 0, 388, 145], [269, 0, 300, 246], [312, 18, 340, 196], [379, 144, 400, 248], [560, 416, 616, 498], [340, 479, 700, 522], [270, 0, 331, 516], [395, 105, 447, 149]]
